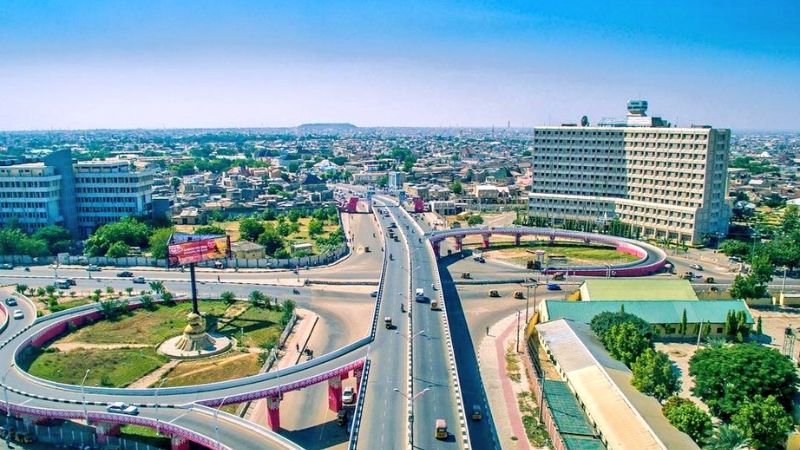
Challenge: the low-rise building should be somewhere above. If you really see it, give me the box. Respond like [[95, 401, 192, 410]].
[[231, 240, 266, 259]]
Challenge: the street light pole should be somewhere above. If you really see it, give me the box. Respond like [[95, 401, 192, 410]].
[[214, 395, 230, 447], [516, 310, 521, 353], [81, 369, 91, 424]]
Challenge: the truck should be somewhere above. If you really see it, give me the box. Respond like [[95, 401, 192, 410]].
[[415, 288, 424, 302]]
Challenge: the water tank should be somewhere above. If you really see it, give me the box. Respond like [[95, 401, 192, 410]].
[[627, 100, 648, 116]]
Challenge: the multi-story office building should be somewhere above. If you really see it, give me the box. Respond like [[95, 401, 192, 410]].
[[0, 163, 64, 233], [0, 150, 154, 237], [74, 160, 154, 237], [528, 101, 730, 245]]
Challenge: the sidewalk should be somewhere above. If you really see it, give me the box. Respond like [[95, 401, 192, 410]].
[[244, 309, 320, 424], [478, 313, 537, 450]]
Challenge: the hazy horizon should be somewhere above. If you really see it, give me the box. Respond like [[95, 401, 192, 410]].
[[1, 1, 798, 131]]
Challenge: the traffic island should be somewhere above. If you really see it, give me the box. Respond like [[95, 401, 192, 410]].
[[157, 312, 233, 359]]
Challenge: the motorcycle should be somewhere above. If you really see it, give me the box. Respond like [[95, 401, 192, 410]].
[[292, 288, 300, 295], [400, 303, 405, 313], [23, 267, 30, 272]]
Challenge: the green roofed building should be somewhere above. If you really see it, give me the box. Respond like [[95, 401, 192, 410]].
[[575, 279, 698, 301], [540, 299, 753, 338]]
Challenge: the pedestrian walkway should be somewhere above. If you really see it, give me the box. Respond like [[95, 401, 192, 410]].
[[479, 313, 542, 450]]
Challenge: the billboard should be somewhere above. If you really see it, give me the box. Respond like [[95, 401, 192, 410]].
[[167, 233, 231, 268]]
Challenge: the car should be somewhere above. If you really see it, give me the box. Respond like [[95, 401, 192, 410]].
[[66, 278, 77, 286], [547, 283, 561, 291], [12, 310, 24, 320], [337, 408, 349, 426], [117, 271, 134, 278], [342, 387, 356, 405], [690, 264, 704, 271], [370, 290, 378, 298], [4, 298, 17, 307], [132, 276, 146, 284], [106, 402, 139, 415], [728, 256, 742, 263], [471, 404, 483, 421], [488, 289, 500, 298], [513, 291, 525, 299], [0, 263, 12, 270], [86, 265, 101, 272], [473, 256, 485, 263]]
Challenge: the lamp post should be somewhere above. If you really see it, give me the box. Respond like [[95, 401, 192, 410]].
[[214, 395, 231, 447], [522, 279, 542, 326], [81, 369, 91, 424], [155, 378, 168, 435]]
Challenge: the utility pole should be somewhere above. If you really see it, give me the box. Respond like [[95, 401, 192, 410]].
[[515, 310, 521, 353]]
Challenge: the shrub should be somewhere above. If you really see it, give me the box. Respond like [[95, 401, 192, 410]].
[[662, 397, 711, 444], [631, 348, 680, 401]]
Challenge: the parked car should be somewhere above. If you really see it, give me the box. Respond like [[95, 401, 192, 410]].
[[337, 408, 349, 426], [86, 264, 101, 272], [547, 283, 561, 291], [12, 310, 24, 320], [132, 276, 146, 284], [4, 298, 17, 307], [690, 264, 704, 271], [342, 387, 356, 405], [117, 271, 134, 278], [106, 402, 139, 415], [0, 264, 12, 270]]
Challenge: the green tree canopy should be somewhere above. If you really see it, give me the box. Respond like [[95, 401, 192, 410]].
[[194, 224, 226, 235], [85, 217, 150, 257], [704, 424, 749, 450], [257, 225, 285, 256], [466, 214, 484, 226], [661, 397, 712, 445], [689, 343, 798, 420], [32, 225, 72, 254], [731, 395, 793, 449], [239, 217, 265, 242], [0, 228, 49, 257], [450, 180, 463, 195], [604, 322, 654, 367], [148, 227, 174, 260], [590, 311, 652, 342], [631, 348, 680, 401], [720, 239, 750, 259], [307, 218, 324, 237], [105, 241, 130, 258]]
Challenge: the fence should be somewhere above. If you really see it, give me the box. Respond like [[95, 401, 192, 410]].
[[2, 417, 163, 450], [0, 243, 349, 270]]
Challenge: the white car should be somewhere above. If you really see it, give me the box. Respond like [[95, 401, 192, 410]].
[[12, 310, 23, 320], [106, 402, 139, 415], [342, 386, 356, 405], [690, 264, 704, 271]]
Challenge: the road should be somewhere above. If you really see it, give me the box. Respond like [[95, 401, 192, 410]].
[[356, 200, 412, 450]]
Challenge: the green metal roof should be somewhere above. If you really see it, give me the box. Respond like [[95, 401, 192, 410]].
[[581, 279, 698, 301], [562, 436, 607, 450], [544, 300, 754, 325]]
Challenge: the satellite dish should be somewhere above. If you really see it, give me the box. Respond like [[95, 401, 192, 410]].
[[580, 115, 589, 127]]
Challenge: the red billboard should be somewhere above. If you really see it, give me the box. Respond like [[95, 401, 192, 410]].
[[167, 233, 231, 267]]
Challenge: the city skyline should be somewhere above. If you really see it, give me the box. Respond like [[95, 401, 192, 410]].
[[1, 1, 799, 131]]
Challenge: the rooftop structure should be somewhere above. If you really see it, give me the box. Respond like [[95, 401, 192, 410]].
[[577, 279, 698, 302]]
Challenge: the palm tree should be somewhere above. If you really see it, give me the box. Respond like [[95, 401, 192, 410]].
[[705, 424, 749, 450], [149, 281, 165, 295], [15, 284, 27, 295]]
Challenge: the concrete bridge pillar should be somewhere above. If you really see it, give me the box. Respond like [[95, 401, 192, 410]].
[[266, 395, 281, 430], [514, 234, 521, 246], [354, 367, 363, 392], [171, 436, 191, 450], [94, 421, 121, 444], [432, 241, 441, 259], [454, 236, 463, 252], [328, 375, 343, 412], [481, 233, 491, 249]]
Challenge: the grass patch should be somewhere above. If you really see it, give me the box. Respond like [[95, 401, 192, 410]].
[[517, 391, 551, 447], [26, 347, 168, 387], [59, 301, 231, 346], [469, 241, 639, 266], [218, 305, 283, 348], [696, 290, 735, 300], [506, 345, 521, 383], [163, 352, 261, 387], [119, 425, 171, 449]]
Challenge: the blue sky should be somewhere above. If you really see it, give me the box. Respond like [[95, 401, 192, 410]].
[[0, 1, 798, 130]]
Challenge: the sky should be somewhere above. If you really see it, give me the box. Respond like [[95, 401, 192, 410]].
[[0, 1, 798, 131]]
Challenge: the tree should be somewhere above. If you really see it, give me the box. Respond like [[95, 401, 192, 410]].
[[281, 299, 296, 325], [124, 287, 134, 296], [307, 218, 324, 237], [239, 217, 265, 242], [32, 225, 72, 254], [730, 273, 768, 301], [221, 291, 236, 305], [257, 226, 285, 256], [731, 396, 793, 449], [756, 316, 762, 335], [160, 290, 174, 304], [631, 349, 680, 401], [604, 322, 653, 367], [148, 227, 174, 260], [720, 240, 751, 259], [99, 299, 126, 319], [249, 290, 266, 307], [679, 309, 688, 335], [466, 214, 484, 226], [195, 224, 226, 235], [84, 217, 150, 256], [749, 253, 774, 285], [450, 181, 463, 195], [45, 285, 56, 295], [106, 241, 130, 258], [689, 343, 798, 420], [0, 228, 49, 257], [149, 281, 165, 294], [590, 311, 652, 343], [376, 175, 389, 188], [15, 284, 27, 295], [661, 397, 712, 444], [705, 424, 750, 450], [140, 294, 155, 310]]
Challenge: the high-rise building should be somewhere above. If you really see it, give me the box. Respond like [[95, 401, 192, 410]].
[[0, 150, 154, 237], [528, 101, 730, 245]]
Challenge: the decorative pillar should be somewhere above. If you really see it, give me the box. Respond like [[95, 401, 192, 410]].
[[328, 375, 343, 412], [266, 395, 281, 430], [171, 436, 191, 450], [432, 241, 441, 259], [481, 233, 491, 249], [354, 367, 364, 392], [514, 234, 521, 246], [94, 421, 121, 444], [454, 236, 463, 252]]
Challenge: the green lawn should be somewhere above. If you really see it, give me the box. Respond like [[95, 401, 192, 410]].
[[119, 425, 171, 449], [60, 301, 231, 345], [466, 241, 639, 266], [26, 347, 168, 387], [218, 305, 283, 348]]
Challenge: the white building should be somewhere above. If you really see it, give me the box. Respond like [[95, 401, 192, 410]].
[[0, 163, 63, 233], [528, 101, 730, 245]]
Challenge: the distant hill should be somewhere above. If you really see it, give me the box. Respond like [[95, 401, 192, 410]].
[[297, 123, 358, 131]]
